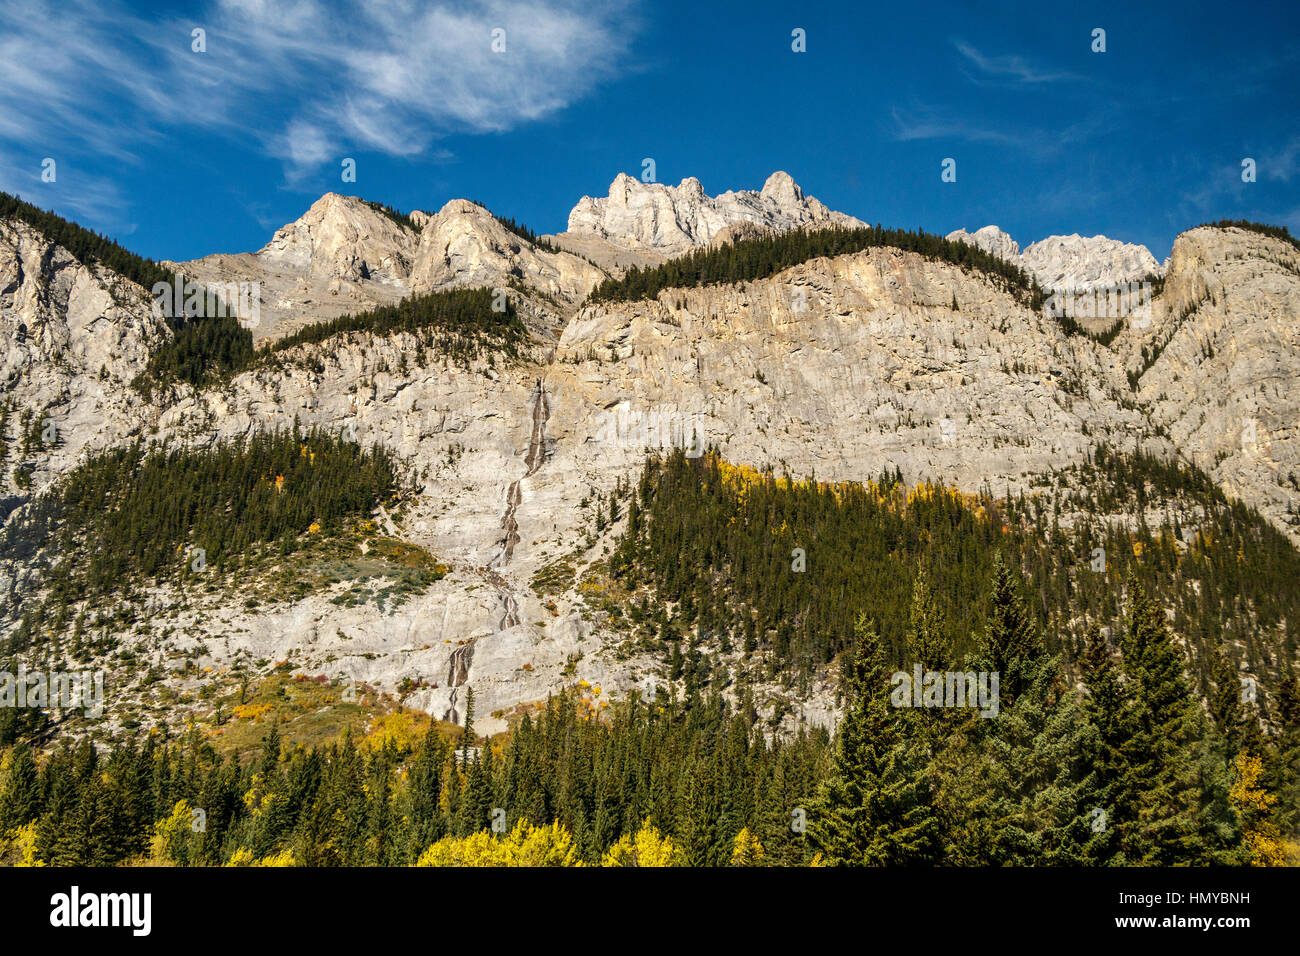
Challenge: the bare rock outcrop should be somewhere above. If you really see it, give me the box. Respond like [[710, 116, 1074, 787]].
[[559, 171, 866, 258], [0, 219, 164, 499], [945, 225, 1021, 262], [173, 194, 607, 343], [1022, 234, 1161, 291], [948, 225, 1162, 291], [1121, 225, 1300, 540]]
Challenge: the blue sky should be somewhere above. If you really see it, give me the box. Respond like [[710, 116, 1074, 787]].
[[2, 0, 1297, 262]]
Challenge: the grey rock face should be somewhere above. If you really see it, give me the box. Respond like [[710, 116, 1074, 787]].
[[1022, 234, 1162, 291], [947, 225, 1163, 292], [0, 219, 165, 498], [4, 189, 1298, 738], [171, 193, 607, 342], [561, 171, 866, 257], [1120, 225, 1300, 543], [945, 225, 1021, 262]]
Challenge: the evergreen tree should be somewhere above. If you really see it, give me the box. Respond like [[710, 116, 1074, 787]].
[[811, 617, 940, 864], [1118, 581, 1202, 864]]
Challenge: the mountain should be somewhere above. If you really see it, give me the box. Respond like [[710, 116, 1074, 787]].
[[171, 194, 606, 342], [554, 171, 866, 261], [947, 225, 1162, 291], [1021, 234, 1162, 291], [1117, 223, 1300, 540], [4, 178, 1300, 869], [944, 225, 1021, 262], [3, 177, 1299, 751]]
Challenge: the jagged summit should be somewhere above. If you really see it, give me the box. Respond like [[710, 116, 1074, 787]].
[[947, 224, 1162, 291], [256, 192, 415, 281], [1021, 233, 1161, 291], [760, 170, 803, 205], [169, 192, 604, 341], [560, 170, 865, 256], [945, 225, 1021, 262]]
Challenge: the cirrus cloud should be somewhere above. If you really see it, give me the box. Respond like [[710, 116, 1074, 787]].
[[0, 0, 639, 203]]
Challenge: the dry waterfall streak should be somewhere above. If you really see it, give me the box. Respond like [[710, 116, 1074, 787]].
[[444, 641, 474, 725], [491, 380, 552, 570], [444, 381, 551, 721]]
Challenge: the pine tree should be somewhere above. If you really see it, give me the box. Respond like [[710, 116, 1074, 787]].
[[1210, 647, 1244, 758], [0, 744, 41, 832], [810, 617, 940, 865], [979, 554, 1043, 708], [1265, 673, 1300, 841], [939, 560, 1090, 864], [1118, 581, 1202, 864], [1079, 625, 1136, 864]]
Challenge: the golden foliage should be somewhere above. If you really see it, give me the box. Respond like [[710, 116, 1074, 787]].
[[141, 799, 206, 866], [232, 702, 272, 722], [224, 847, 296, 867], [416, 820, 583, 867], [729, 827, 766, 866], [1229, 752, 1291, 866], [363, 710, 431, 753], [9, 823, 44, 867], [600, 821, 679, 867]]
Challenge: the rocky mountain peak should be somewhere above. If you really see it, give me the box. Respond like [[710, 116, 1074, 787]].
[[947, 224, 1163, 291], [255, 191, 415, 281], [170, 190, 604, 342], [561, 170, 864, 256], [1021, 233, 1161, 291], [434, 198, 493, 219], [945, 225, 1020, 261], [760, 170, 803, 205]]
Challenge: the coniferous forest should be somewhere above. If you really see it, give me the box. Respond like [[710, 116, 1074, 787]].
[[2, 446, 1297, 866], [609, 450, 1298, 700], [0, 190, 174, 294], [2, 561, 1295, 866], [588, 224, 1046, 309], [136, 287, 527, 395], [265, 287, 527, 365], [1, 427, 403, 645]]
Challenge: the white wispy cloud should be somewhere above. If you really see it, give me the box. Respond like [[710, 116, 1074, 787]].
[[1261, 135, 1300, 183], [0, 0, 638, 210], [888, 104, 1104, 158], [953, 39, 1082, 85]]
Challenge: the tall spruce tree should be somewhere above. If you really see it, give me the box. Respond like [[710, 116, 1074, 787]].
[[1118, 580, 1202, 864], [811, 617, 940, 865], [1079, 624, 1137, 864], [939, 558, 1091, 864]]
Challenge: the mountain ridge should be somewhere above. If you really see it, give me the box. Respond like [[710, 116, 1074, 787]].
[[3, 180, 1298, 744]]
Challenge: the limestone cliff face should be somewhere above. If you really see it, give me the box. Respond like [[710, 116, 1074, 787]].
[[554, 247, 1153, 498], [172, 194, 607, 342], [0, 219, 165, 505], [4, 192, 1300, 737], [1120, 225, 1300, 540], [561, 171, 866, 258], [947, 225, 1162, 291]]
